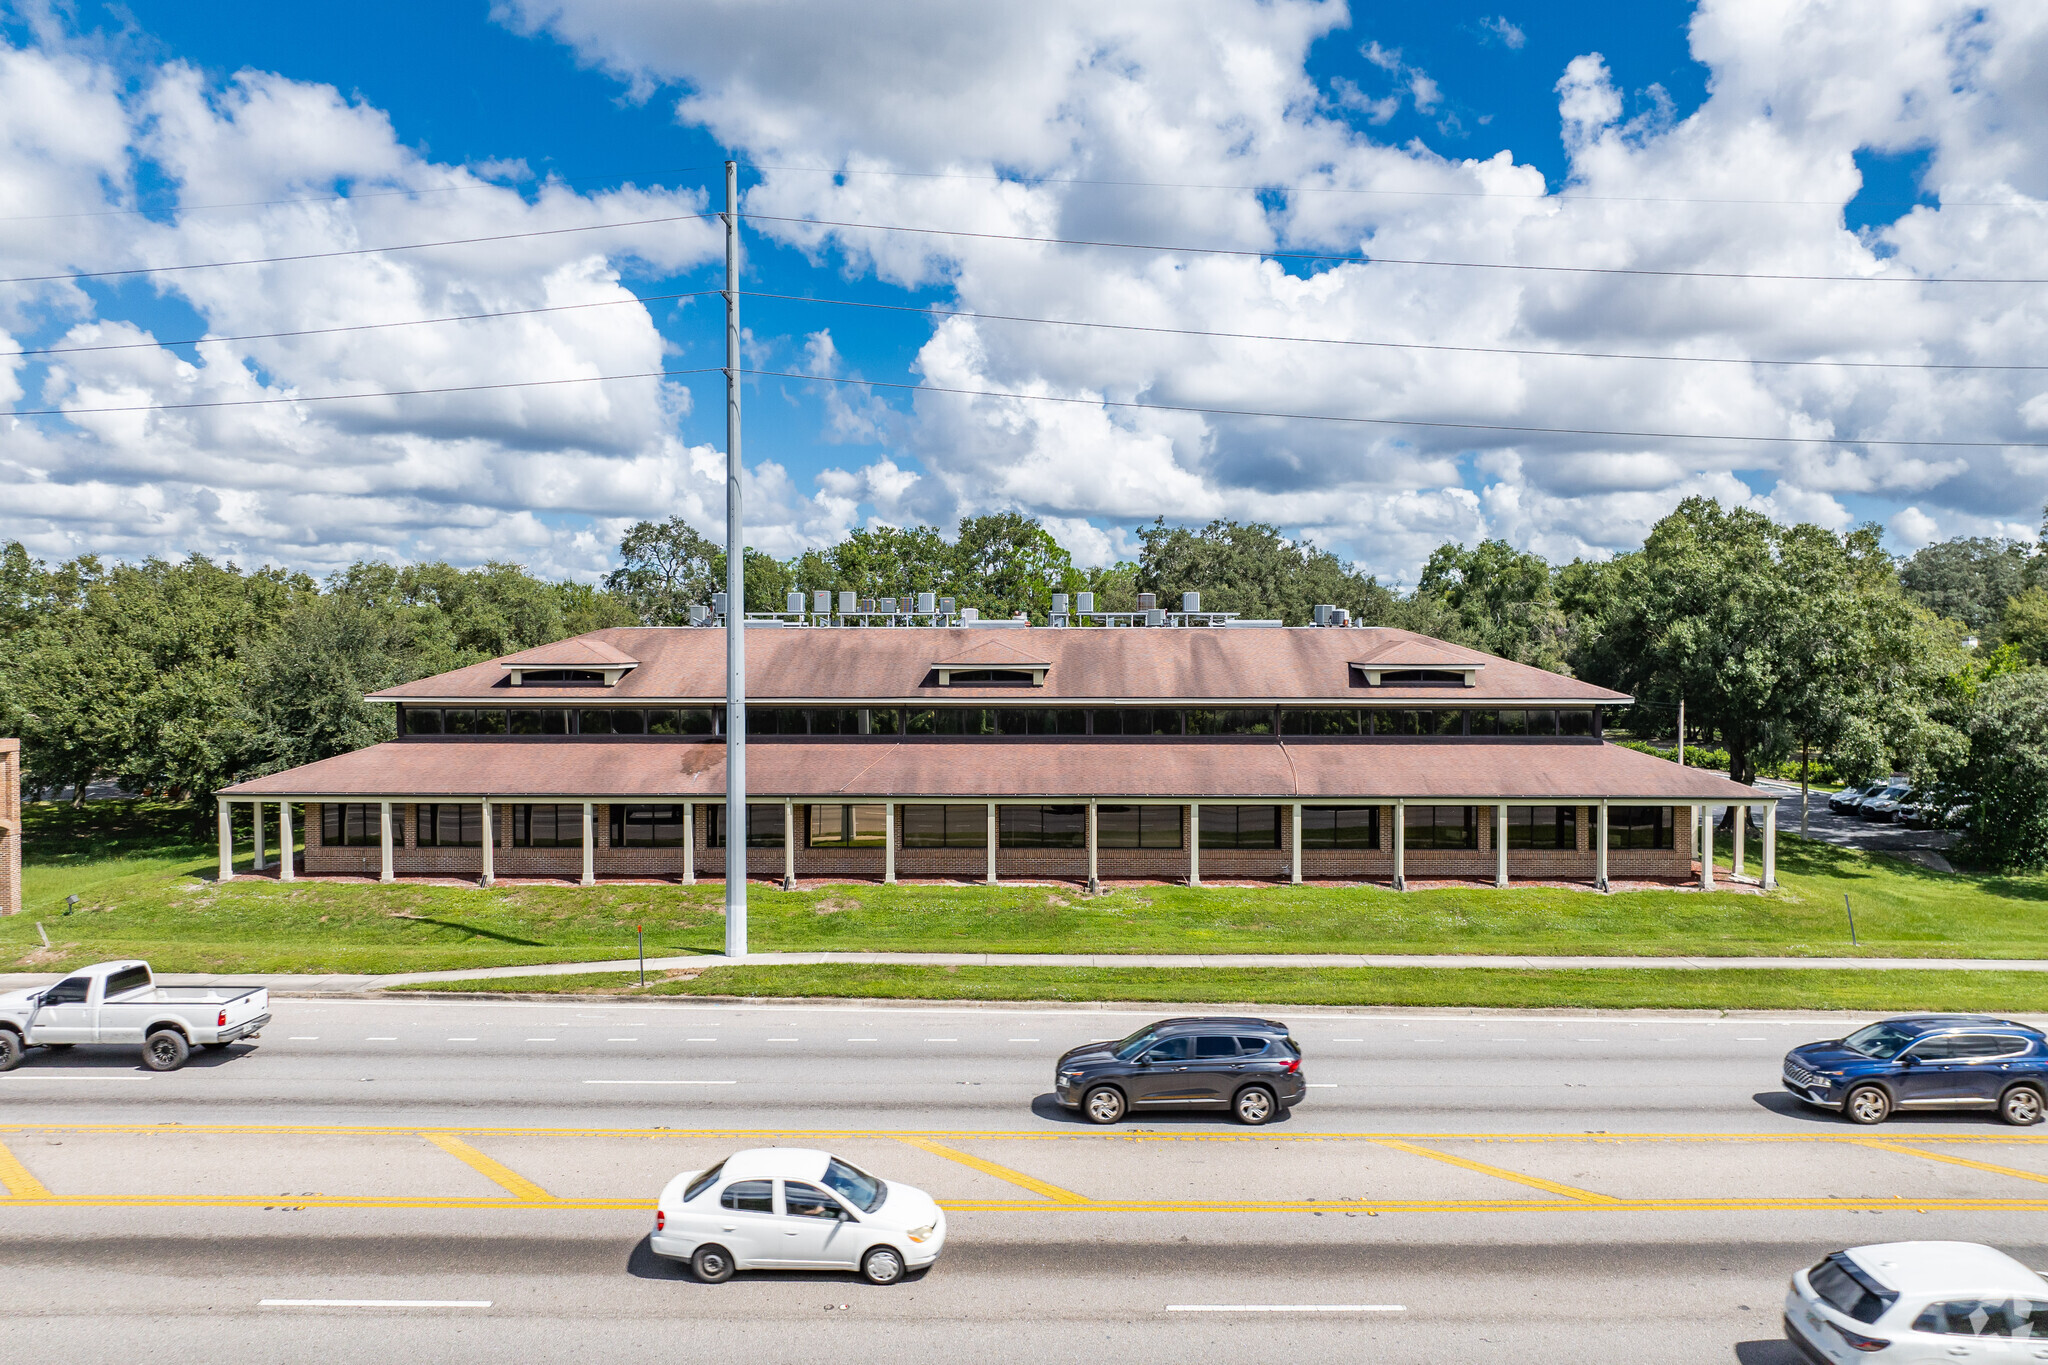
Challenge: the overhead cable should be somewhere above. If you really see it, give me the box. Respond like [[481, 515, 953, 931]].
[[3, 368, 719, 418]]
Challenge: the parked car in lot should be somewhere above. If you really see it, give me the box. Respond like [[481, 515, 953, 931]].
[[651, 1148, 943, 1285], [1054, 1016, 1305, 1125], [1829, 781, 1893, 816], [0, 960, 269, 1072], [1782, 1016, 2048, 1126], [1785, 1241, 2048, 1362], [1861, 785, 1921, 823]]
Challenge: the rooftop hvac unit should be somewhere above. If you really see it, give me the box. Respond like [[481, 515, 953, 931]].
[[859, 596, 875, 613], [1135, 592, 1156, 611], [939, 596, 955, 614], [960, 606, 980, 623], [786, 590, 805, 615], [1313, 603, 1333, 626], [1332, 607, 1350, 626], [814, 590, 831, 615], [1076, 591, 1094, 613], [1145, 607, 1166, 627], [879, 596, 897, 614], [1051, 592, 1068, 614], [917, 591, 936, 614], [839, 591, 857, 615], [1182, 591, 1201, 613], [711, 592, 728, 616], [689, 604, 709, 625]]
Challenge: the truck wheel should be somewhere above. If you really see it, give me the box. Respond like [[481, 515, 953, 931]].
[[143, 1030, 189, 1072], [0, 1031, 20, 1072]]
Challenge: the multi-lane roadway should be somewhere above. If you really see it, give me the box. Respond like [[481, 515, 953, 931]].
[[4, 996, 2046, 1362]]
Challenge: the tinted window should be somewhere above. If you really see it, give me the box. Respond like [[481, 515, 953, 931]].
[[901, 804, 988, 849], [1194, 1036, 1238, 1059], [1914, 1299, 2048, 1337], [1233, 1036, 1271, 1055], [720, 1180, 773, 1213], [103, 966, 151, 998], [1000, 805, 1086, 849], [1281, 708, 1359, 736], [612, 805, 687, 848], [1946, 1034, 2027, 1059], [783, 1181, 842, 1220], [1808, 1257, 1896, 1325], [514, 804, 582, 848], [1143, 1037, 1192, 1062], [684, 1162, 725, 1202], [42, 977, 89, 1005], [1302, 806, 1379, 850], [1198, 805, 1280, 850], [406, 708, 442, 735], [1096, 804, 1182, 849]]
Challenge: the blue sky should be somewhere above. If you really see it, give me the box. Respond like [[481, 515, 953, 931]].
[[2, 1, 2043, 583]]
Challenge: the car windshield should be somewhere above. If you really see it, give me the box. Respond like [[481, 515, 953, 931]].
[[1113, 1027, 1160, 1061], [822, 1157, 887, 1213], [1844, 1022, 1919, 1060]]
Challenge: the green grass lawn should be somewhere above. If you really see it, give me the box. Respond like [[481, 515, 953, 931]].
[[398, 965, 2048, 1013], [2, 799, 2043, 977]]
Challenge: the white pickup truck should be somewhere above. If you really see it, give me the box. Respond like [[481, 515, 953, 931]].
[[0, 960, 269, 1072]]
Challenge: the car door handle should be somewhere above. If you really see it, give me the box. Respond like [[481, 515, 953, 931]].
[[720, 1224, 737, 1232]]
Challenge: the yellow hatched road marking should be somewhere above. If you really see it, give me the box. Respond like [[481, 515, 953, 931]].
[[0, 1139, 52, 1198], [894, 1135, 1090, 1203], [421, 1133, 555, 1202], [1855, 1139, 2048, 1187], [1372, 1138, 1618, 1203]]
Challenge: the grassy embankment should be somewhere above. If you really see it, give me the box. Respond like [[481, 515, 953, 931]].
[[3, 800, 2043, 1008]]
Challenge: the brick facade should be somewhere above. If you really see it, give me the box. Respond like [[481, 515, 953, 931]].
[[0, 739, 19, 914]]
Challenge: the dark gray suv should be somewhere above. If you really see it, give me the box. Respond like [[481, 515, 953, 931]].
[[1053, 1016, 1305, 1125]]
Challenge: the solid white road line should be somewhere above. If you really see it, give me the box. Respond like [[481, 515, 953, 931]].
[[687, 1037, 717, 1042], [608, 1038, 638, 1042], [1166, 1305, 1404, 1313], [1331, 1038, 1364, 1042], [1010, 1038, 1040, 1042], [583, 1079, 737, 1086], [926, 1038, 958, 1042], [2, 1074, 151, 1081], [525, 1038, 555, 1042], [366, 1037, 396, 1041], [1738, 1036, 1768, 1041], [446, 1037, 477, 1042], [289, 1036, 318, 1040], [260, 1300, 491, 1309], [1305, 1083, 1337, 1088]]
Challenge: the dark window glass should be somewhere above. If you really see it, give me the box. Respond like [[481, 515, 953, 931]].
[[1384, 710, 1422, 737], [783, 1181, 841, 1220], [42, 977, 88, 1005], [417, 804, 482, 848], [808, 804, 888, 848], [903, 709, 938, 735], [104, 965, 151, 998], [997, 708, 1050, 735], [611, 804, 686, 848], [1194, 1036, 1238, 1059], [999, 805, 1086, 848], [1096, 804, 1183, 849], [1403, 805, 1475, 850], [610, 709, 645, 735], [322, 803, 383, 847], [1281, 708, 1359, 736], [1433, 709, 1465, 736], [1148, 709, 1183, 735], [442, 709, 477, 736], [1467, 710, 1498, 736], [513, 804, 583, 848], [721, 1180, 773, 1213], [1609, 806, 1674, 850], [1948, 1034, 2029, 1059], [1374, 669, 1468, 685], [1914, 1299, 2048, 1337], [645, 709, 681, 735], [1559, 709, 1593, 737], [1497, 710, 1526, 737], [946, 668, 1035, 685], [1301, 806, 1379, 850], [1091, 709, 1124, 735], [869, 708, 901, 735], [540, 708, 569, 735], [684, 1162, 725, 1203], [1525, 709, 1557, 737], [810, 709, 862, 736], [473, 710, 507, 735], [1807, 1257, 1895, 1325], [515, 669, 606, 685], [706, 804, 786, 848], [1054, 709, 1088, 734], [900, 804, 989, 849], [508, 710, 544, 735], [1507, 805, 1576, 850], [1142, 1037, 1192, 1062], [677, 709, 713, 735], [579, 708, 614, 736], [1233, 1036, 1271, 1055], [960, 708, 996, 735], [407, 708, 443, 735], [1199, 805, 1281, 849], [745, 709, 781, 735], [1187, 708, 1276, 736]]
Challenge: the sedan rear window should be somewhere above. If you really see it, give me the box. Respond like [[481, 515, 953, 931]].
[[823, 1157, 887, 1213], [1914, 1300, 2048, 1337], [1844, 1023, 1918, 1060], [684, 1162, 724, 1202], [1809, 1256, 1897, 1325]]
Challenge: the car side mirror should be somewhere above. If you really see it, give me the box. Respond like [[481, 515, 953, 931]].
[[1898, 1054, 1916, 1066]]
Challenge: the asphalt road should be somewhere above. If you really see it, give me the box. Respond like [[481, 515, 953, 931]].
[[5, 997, 2047, 1363]]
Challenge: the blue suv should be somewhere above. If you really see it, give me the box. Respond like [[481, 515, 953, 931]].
[[1782, 1015, 2048, 1126]]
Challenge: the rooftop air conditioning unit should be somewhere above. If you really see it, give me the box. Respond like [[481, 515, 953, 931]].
[[960, 607, 979, 623], [1077, 591, 1094, 613], [917, 591, 936, 614], [1135, 592, 1156, 611], [1313, 603, 1333, 626], [1052, 591, 1068, 614], [711, 592, 728, 617], [839, 591, 857, 614], [859, 597, 875, 613], [879, 596, 897, 614], [786, 590, 805, 614], [1182, 591, 1201, 613], [814, 590, 831, 615], [689, 604, 709, 625], [1145, 608, 1166, 627]]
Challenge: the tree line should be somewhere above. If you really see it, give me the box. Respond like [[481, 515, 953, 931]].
[[2, 498, 2044, 867]]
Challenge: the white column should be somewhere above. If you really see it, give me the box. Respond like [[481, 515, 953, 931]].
[[1698, 804, 1714, 890], [683, 801, 695, 885], [378, 801, 394, 883], [1290, 803, 1302, 885], [277, 802, 294, 882], [581, 801, 595, 887], [783, 798, 796, 891], [1187, 802, 1200, 887], [1086, 799, 1099, 894], [1763, 800, 1778, 890], [986, 802, 998, 885], [884, 802, 896, 885], [1734, 804, 1746, 879], [217, 799, 234, 882], [479, 799, 494, 887], [1595, 800, 1609, 893], [1494, 803, 1509, 889], [1392, 801, 1405, 890], [252, 801, 266, 872]]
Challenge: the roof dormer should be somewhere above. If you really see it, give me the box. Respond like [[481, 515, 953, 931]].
[[931, 638, 1050, 687], [1351, 637, 1483, 688], [498, 638, 640, 687]]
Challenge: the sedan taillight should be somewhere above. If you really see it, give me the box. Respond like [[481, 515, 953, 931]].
[[655, 1210, 665, 1231]]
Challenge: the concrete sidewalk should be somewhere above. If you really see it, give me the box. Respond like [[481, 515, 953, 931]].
[[6, 950, 2048, 996]]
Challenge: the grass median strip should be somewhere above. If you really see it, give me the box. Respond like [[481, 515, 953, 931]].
[[395, 964, 2048, 1012]]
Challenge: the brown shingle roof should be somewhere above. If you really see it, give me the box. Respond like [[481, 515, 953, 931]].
[[371, 625, 1627, 704], [931, 639, 1051, 668], [496, 638, 639, 668], [223, 737, 1759, 801]]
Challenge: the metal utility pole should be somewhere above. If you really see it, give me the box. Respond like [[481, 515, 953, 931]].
[[723, 159, 748, 959]]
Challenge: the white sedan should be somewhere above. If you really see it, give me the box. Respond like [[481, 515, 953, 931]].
[[650, 1147, 946, 1285], [1786, 1241, 2048, 1360]]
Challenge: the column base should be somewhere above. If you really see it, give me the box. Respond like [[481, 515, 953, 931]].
[[379, 873, 395, 885], [1494, 877, 1508, 889], [1393, 875, 1406, 891], [479, 875, 494, 889], [1086, 876, 1100, 895], [1596, 877, 1610, 893]]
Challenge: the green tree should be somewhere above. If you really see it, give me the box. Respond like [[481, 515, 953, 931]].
[[2003, 587, 2048, 665], [1135, 518, 1395, 625], [1415, 539, 1571, 670], [605, 518, 722, 625], [1900, 537, 2033, 637], [1957, 667, 2048, 870], [954, 513, 1080, 621]]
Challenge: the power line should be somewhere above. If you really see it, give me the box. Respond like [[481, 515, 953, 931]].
[[3, 368, 720, 418], [5, 291, 722, 359], [747, 367, 2048, 450], [742, 213, 2048, 285], [747, 290, 2048, 373], [0, 211, 721, 286]]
